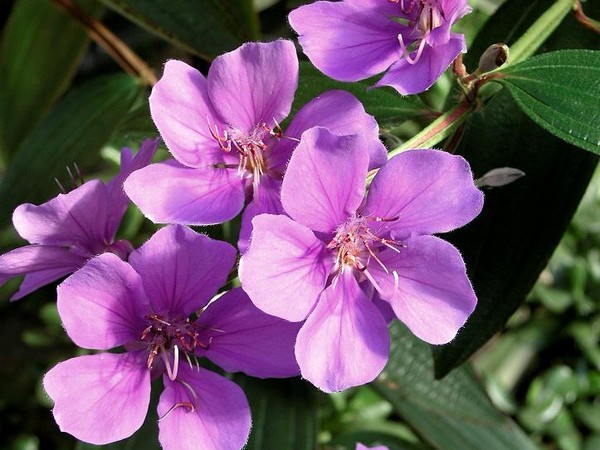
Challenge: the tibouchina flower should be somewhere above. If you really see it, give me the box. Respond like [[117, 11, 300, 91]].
[[239, 127, 484, 392], [0, 138, 158, 300], [44, 225, 300, 449], [357, 443, 389, 450], [124, 39, 386, 251], [289, 0, 472, 95]]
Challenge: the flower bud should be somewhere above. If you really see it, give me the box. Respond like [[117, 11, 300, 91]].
[[478, 43, 509, 73]]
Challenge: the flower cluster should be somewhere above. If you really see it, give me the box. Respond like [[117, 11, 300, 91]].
[[0, 1, 478, 448]]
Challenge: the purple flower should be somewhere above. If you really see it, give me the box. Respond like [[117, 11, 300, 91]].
[[124, 40, 386, 251], [0, 139, 158, 300], [357, 444, 389, 450], [288, 0, 471, 95], [239, 127, 484, 392], [43, 224, 300, 449]]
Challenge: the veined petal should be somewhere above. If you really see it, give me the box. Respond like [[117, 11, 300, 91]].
[[238, 176, 284, 254], [158, 365, 250, 450], [105, 138, 160, 238], [196, 287, 301, 378], [295, 273, 390, 392], [207, 40, 298, 132], [281, 127, 369, 233], [0, 245, 86, 300], [124, 159, 245, 226], [57, 253, 149, 350], [374, 35, 466, 95], [44, 353, 151, 445], [276, 90, 387, 172], [289, 0, 406, 82], [13, 180, 108, 251], [129, 225, 236, 316], [239, 214, 332, 322], [370, 235, 477, 345], [364, 149, 483, 238], [150, 60, 226, 168]]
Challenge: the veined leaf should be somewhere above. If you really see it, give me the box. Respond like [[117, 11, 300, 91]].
[[374, 323, 538, 450], [433, 0, 600, 377], [498, 50, 600, 154]]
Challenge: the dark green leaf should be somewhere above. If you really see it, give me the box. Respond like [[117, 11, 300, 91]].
[[373, 323, 538, 450], [100, 0, 259, 60], [0, 74, 142, 228], [434, 89, 597, 377], [295, 62, 434, 126], [233, 375, 318, 450], [498, 50, 600, 154], [433, 0, 600, 377], [0, 0, 103, 161]]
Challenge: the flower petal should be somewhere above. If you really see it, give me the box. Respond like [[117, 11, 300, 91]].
[[275, 90, 387, 172], [207, 40, 298, 132], [370, 235, 477, 345], [105, 138, 160, 238], [57, 253, 148, 350], [150, 60, 226, 168], [124, 159, 245, 226], [238, 176, 284, 254], [374, 35, 466, 95], [44, 353, 151, 445], [158, 365, 250, 450], [0, 245, 87, 300], [239, 214, 332, 322], [364, 149, 483, 238], [295, 273, 390, 392], [289, 0, 406, 82], [196, 287, 301, 378], [281, 127, 368, 233], [129, 225, 236, 316], [13, 180, 108, 251]]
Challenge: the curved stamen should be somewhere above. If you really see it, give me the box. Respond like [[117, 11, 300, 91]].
[[398, 33, 427, 65]]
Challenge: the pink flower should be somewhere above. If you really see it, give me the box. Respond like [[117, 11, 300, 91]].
[[289, 0, 471, 94], [124, 40, 386, 251], [240, 127, 483, 392], [44, 225, 300, 449], [0, 139, 158, 300]]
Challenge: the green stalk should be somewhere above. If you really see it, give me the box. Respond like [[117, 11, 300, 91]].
[[507, 0, 575, 66], [387, 101, 472, 158]]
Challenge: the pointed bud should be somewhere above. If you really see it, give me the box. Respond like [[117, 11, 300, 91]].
[[478, 43, 509, 73], [475, 167, 525, 188]]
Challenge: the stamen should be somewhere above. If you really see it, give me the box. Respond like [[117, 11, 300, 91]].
[[158, 402, 195, 421], [171, 344, 180, 381], [397, 33, 427, 65]]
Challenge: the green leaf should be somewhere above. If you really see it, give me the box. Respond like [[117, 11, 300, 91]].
[[233, 375, 318, 450], [295, 62, 434, 126], [498, 50, 600, 154], [434, 89, 597, 377], [373, 323, 538, 450], [100, 0, 259, 60], [0, 74, 142, 228], [330, 431, 426, 450], [433, 0, 600, 377], [0, 0, 103, 162]]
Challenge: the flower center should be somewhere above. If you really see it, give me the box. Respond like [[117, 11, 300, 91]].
[[327, 215, 403, 276], [140, 314, 209, 381], [209, 120, 287, 194], [389, 0, 445, 65]]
